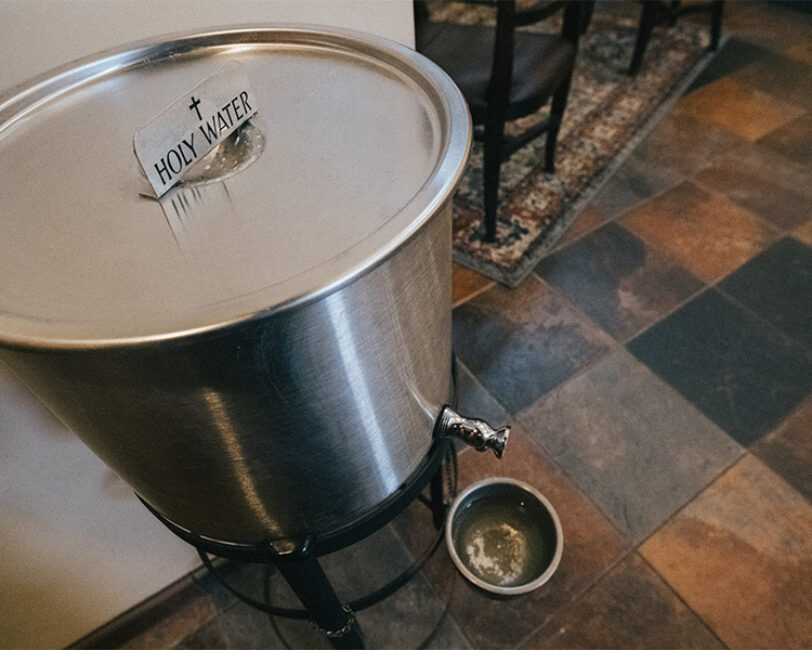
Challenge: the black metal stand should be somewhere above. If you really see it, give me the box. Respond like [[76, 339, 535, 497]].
[[140, 437, 455, 649], [276, 558, 363, 648]]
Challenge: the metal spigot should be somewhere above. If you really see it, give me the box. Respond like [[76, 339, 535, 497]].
[[439, 406, 510, 458]]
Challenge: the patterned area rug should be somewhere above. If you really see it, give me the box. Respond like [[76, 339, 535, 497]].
[[433, 4, 719, 286]]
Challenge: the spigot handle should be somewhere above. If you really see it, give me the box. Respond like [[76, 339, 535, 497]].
[[438, 406, 510, 458]]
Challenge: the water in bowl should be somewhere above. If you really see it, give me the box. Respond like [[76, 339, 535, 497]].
[[453, 495, 550, 587]]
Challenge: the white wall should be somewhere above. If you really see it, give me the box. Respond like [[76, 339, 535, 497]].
[[0, 0, 415, 92]]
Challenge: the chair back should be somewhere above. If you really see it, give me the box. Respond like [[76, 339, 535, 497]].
[[486, 1, 582, 118]]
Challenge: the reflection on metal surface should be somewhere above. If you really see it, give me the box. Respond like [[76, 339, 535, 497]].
[[199, 387, 283, 538], [439, 406, 510, 458], [325, 291, 399, 494], [160, 182, 240, 261], [180, 120, 265, 186]]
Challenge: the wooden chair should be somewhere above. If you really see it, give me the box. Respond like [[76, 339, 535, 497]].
[[629, 0, 724, 75], [415, 1, 583, 242]]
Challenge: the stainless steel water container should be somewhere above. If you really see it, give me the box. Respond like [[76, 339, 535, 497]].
[[0, 27, 471, 545]]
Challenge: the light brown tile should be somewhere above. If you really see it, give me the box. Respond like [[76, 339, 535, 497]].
[[631, 113, 742, 177], [452, 263, 493, 307], [393, 428, 629, 649], [554, 204, 609, 250], [524, 555, 723, 649], [676, 77, 805, 141], [641, 455, 812, 649], [784, 42, 812, 65], [794, 220, 812, 247], [732, 52, 812, 109], [693, 143, 812, 230], [621, 181, 777, 283]]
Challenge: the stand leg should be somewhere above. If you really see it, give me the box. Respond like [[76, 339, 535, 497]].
[[276, 557, 364, 649], [430, 457, 446, 530]]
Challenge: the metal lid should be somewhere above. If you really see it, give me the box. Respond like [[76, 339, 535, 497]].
[[0, 26, 470, 350]]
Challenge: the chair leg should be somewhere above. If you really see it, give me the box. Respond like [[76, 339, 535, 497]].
[[545, 70, 573, 174], [629, 1, 659, 75], [580, 0, 596, 35], [668, 1, 681, 27], [482, 119, 505, 243], [709, 0, 723, 50]]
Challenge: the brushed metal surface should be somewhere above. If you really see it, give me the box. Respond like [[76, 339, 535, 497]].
[[0, 27, 471, 545], [0, 205, 452, 543]]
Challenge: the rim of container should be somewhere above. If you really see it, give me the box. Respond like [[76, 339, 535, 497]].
[[0, 23, 472, 351], [445, 476, 564, 596]]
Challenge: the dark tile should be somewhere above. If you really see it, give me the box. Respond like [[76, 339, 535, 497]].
[[452, 278, 615, 414], [628, 288, 812, 445], [192, 561, 258, 613], [753, 395, 812, 501], [676, 77, 804, 141], [719, 237, 812, 346], [262, 525, 450, 650], [591, 154, 683, 218], [176, 599, 284, 649], [183, 522, 452, 649], [641, 455, 812, 649], [524, 555, 723, 649], [694, 143, 812, 230], [759, 114, 812, 168], [621, 181, 777, 283], [452, 264, 493, 307], [455, 359, 509, 429], [392, 429, 629, 649], [422, 613, 473, 650], [685, 37, 771, 93], [519, 350, 741, 543], [536, 223, 703, 341], [632, 112, 743, 177], [81, 576, 217, 650]]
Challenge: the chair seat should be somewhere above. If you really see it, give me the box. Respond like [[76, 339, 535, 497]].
[[416, 21, 576, 123]]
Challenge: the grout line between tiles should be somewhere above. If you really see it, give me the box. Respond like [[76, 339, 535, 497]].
[[690, 176, 792, 236], [620, 225, 809, 351], [455, 272, 622, 423], [513, 548, 636, 649], [714, 283, 812, 356], [636, 553, 732, 650], [456, 407, 636, 648], [528, 272, 622, 352], [617, 281, 713, 345], [635, 449, 748, 552], [452, 278, 495, 309], [384, 499, 478, 649]]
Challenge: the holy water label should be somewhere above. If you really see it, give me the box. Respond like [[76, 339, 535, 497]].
[[133, 62, 258, 197]]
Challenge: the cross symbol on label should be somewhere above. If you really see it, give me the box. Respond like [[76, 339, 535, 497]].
[[133, 62, 257, 197], [188, 96, 202, 120]]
